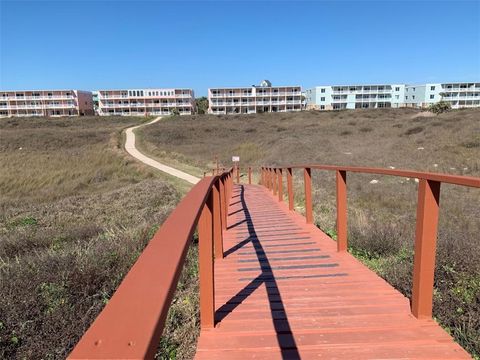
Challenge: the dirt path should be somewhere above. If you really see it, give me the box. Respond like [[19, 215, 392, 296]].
[[124, 117, 200, 184]]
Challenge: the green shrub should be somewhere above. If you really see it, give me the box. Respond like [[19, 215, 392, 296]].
[[428, 100, 452, 115]]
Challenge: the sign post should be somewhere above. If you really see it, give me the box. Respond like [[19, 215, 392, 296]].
[[232, 156, 240, 184]]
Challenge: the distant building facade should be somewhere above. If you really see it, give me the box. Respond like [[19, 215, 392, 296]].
[[305, 84, 405, 110], [0, 90, 94, 117], [97, 88, 195, 116], [208, 81, 302, 115], [305, 82, 480, 110], [401, 82, 480, 109]]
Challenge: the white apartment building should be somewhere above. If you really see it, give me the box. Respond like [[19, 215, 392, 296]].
[[305, 84, 405, 110], [306, 82, 480, 110], [429, 82, 480, 109], [98, 88, 195, 116], [0, 90, 94, 117], [208, 81, 302, 115]]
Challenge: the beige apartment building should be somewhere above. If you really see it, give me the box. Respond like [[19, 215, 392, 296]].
[[0, 90, 94, 117], [208, 81, 302, 115], [98, 88, 195, 116]]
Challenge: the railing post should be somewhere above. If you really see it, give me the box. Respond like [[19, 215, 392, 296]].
[[273, 168, 278, 195], [304, 167, 313, 224], [411, 179, 441, 319], [199, 190, 214, 328], [269, 168, 273, 190], [236, 166, 240, 184], [278, 168, 283, 202], [213, 180, 223, 259], [264, 168, 270, 189], [261, 167, 265, 186], [248, 167, 252, 185], [220, 176, 227, 230], [287, 167, 294, 211], [336, 170, 347, 252]]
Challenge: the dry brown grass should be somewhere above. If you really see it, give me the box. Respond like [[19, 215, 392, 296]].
[[137, 108, 480, 175], [0, 117, 198, 359], [139, 108, 480, 357]]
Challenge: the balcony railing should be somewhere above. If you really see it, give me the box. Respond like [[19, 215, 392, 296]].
[[3, 104, 76, 109], [1, 95, 75, 101]]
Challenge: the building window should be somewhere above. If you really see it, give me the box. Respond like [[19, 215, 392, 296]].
[[430, 95, 434, 99], [321, 97, 325, 101], [430, 86, 435, 91], [395, 95, 399, 99], [320, 105, 325, 110], [405, 96, 408, 100], [321, 88, 325, 93], [395, 87, 400, 91], [412, 95, 415, 99]]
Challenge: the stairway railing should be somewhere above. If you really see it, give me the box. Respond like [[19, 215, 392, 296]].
[[261, 165, 480, 320], [68, 169, 233, 359]]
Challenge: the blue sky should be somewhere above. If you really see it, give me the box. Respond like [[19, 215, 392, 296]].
[[1, 1, 479, 96]]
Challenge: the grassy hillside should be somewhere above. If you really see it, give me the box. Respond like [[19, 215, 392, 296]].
[[0, 117, 197, 359], [137, 108, 479, 175], [138, 108, 480, 357]]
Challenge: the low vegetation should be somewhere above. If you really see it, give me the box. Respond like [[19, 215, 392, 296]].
[[428, 100, 452, 115], [0, 117, 198, 359], [138, 108, 480, 357]]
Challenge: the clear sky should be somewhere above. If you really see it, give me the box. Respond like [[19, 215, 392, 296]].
[[1, 0, 479, 96]]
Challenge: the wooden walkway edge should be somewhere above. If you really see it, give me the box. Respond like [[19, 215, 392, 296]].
[[195, 184, 470, 359]]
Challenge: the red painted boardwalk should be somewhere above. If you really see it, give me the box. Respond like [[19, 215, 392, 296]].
[[195, 184, 469, 359]]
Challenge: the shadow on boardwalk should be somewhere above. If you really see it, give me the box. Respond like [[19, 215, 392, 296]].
[[217, 185, 300, 359]]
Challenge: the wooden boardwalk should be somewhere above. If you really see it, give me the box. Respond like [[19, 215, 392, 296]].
[[195, 184, 469, 359]]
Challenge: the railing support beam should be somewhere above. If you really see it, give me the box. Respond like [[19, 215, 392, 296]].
[[287, 168, 294, 211], [199, 191, 215, 328], [336, 170, 347, 252], [411, 179, 441, 319], [273, 168, 278, 195], [265, 168, 269, 189], [304, 167, 313, 224], [213, 181, 223, 259], [220, 177, 227, 230], [248, 167, 252, 185], [278, 168, 283, 202]]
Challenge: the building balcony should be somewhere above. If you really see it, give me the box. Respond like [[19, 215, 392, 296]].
[[5, 104, 76, 109], [99, 94, 129, 99], [1, 95, 75, 101]]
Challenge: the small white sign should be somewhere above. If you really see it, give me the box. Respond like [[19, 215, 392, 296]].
[[232, 156, 240, 162]]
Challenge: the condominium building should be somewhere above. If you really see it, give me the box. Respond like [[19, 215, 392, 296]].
[[404, 83, 480, 108], [0, 90, 94, 117], [306, 82, 480, 110], [208, 81, 302, 115], [305, 84, 405, 110], [97, 88, 195, 116]]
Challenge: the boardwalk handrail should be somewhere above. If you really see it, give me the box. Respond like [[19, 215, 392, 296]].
[[68, 169, 234, 359], [260, 164, 480, 320]]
